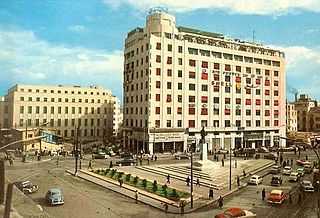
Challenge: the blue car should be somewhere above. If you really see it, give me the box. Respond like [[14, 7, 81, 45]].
[[46, 188, 64, 205]]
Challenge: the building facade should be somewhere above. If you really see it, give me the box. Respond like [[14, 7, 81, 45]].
[[294, 94, 317, 132], [123, 9, 286, 154], [1, 84, 121, 143], [286, 101, 297, 132]]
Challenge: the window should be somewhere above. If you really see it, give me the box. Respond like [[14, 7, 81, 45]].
[[274, 110, 279, 116], [265, 80, 270, 86], [156, 68, 161, 75], [256, 89, 261, 95], [167, 57, 172, 64], [265, 90, 270, 95], [256, 99, 261, 105], [177, 107, 182, 114], [246, 78, 251, 84], [235, 76, 241, 83], [214, 63, 220, 70], [274, 80, 279, 86], [246, 67, 251, 73], [156, 42, 161, 50], [189, 96, 195, 102], [189, 59, 196, 67], [178, 95, 182, 103], [167, 107, 171, 114], [246, 88, 251, 94], [36, 106, 40, 114], [246, 109, 251, 116], [214, 74, 219, 81], [28, 106, 32, 113], [236, 109, 241, 115], [167, 44, 172, 51], [189, 84, 195, 90], [265, 120, 270, 126], [178, 46, 183, 53], [166, 94, 172, 102], [167, 69, 172, 76], [214, 108, 219, 115], [274, 90, 279, 96], [51, 107, 54, 114], [178, 83, 182, 90], [225, 75, 230, 82], [274, 120, 279, 126], [236, 98, 241, 104], [178, 70, 182, 77], [156, 55, 161, 62], [265, 110, 270, 116], [202, 61, 208, 68], [189, 71, 196, 78], [156, 94, 160, 101], [201, 72, 208, 80], [156, 81, 161, 88], [20, 106, 24, 113], [265, 100, 270, 106], [236, 66, 241, 72], [155, 107, 160, 114], [167, 82, 172, 89], [256, 78, 261, 84], [214, 86, 219, 92], [225, 120, 231, 127], [274, 71, 279, 77], [256, 110, 261, 116], [256, 120, 261, 127], [188, 120, 195, 127], [201, 84, 208, 91], [201, 108, 208, 115], [225, 86, 230, 93], [265, 70, 270, 76], [189, 108, 195, 115], [201, 96, 208, 103], [225, 98, 230, 104], [246, 99, 251, 105], [274, 100, 279, 106], [225, 64, 231, 71], [225, 109, 230, 115], [246, 120, 251, 127]]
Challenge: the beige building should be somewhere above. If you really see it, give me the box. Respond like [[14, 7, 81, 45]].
[[294, 94, 316, 132], [1, 84, 121, 143], [123, 9, 286, 154], [286, 101, 297, 132]]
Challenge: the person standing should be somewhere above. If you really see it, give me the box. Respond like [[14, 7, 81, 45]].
[[235, 160, 237, 168], [154, 155, 158, 161], [218, 196, 223, 208], [135, 190, 139, 204], [262, 188, 266, 200], [243, 169, 246, 177], [88, 160, 92, 170], [167, 174, 171, 184], [118, 177, 123, 187], [56, 156, 59, 165], [109, 161, 113, 169], [237, 175, 240, 186], [289, 191, 292, 204], [147, 157, 150, 165], [196, 178, 200, 187], [209, 187, 214, 199], [186, 176, 190, 186], [221, 158, 224, 167]]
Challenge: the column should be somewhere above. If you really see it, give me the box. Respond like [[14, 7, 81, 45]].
[[162, 142, 164, 153], [149, 142, 154, 155], [270, 135, 274, 147], [231, 135, 235, 150], [220, 136, 224, 150]]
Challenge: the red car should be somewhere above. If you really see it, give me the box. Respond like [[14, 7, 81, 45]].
[[266, 189, 285, 204], [296, 159, 311, 166], [215, 208, 256, 218]]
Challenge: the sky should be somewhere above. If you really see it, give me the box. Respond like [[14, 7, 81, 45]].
[[1, 0, 320, 102]]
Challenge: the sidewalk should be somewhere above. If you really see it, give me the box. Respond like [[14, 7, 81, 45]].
[[66, 158, 273, 214]]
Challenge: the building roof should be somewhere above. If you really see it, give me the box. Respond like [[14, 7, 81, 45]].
[[177, 26, 224, 39]]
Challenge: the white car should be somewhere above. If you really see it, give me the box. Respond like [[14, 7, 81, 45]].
[[248, 175, 263, 185], [283, 166, 292, 175], [289, 172, 299, 182]]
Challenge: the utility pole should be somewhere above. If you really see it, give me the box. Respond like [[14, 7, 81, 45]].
[[190, 143, 193, 208], [229, 140, 232, 190]]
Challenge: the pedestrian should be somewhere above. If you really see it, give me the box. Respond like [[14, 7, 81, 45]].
[[218, 196, 223, 208], [286, 159, 289, 166], [56, 157, 59, 165], [298, 192, 302, 204], [223, 153, 226, 159], [139, 158, 143, 166], [196, 178, 200, 186], [154, 155, 158, 161], [88, 160, 92, 170], [147, 158, 150, 165], [221, 158, 224, 167], [262, 188, 266, 200], [151, 154, 154, 161], [217, 156, 219, 162], [180, 201, 185, 216], [298, 149, 301, 156], [109, 161, 113, 169], [291, 158, 293, 166], [243, 169, 246, 177], [163, 203, 169, 212], [306, 155, 308, 160], [235, 160, 237, 168], [209, 187, 214, 199], [9, 158, 13, 166], [237, 175, 240, 186], [135, 190, 139, 203], [167, 174, 171, 184], [186, 176, 190, 186], [289, 191, 292, 204], [118, 177, 123, 187]]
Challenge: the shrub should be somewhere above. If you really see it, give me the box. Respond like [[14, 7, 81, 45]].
[[110, 169, 117, 178], [96, 169, 101, 174], [133, 176, 139, 186], [171, 189, 178, 198], [162, 184, 168, 196], [152, 180, 158, 192], [125, 174, 131, 182], [104, 170, 108, 175], [142, 179, 147, 189], [118, 172, 124, 179]]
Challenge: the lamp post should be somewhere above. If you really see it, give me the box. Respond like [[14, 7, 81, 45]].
[[190, 142, 194, 209]]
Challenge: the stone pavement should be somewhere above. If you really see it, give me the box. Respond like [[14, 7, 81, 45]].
[[68, 157, 274, 214]]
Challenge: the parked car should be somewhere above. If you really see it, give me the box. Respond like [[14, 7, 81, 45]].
[[304, 164, 313, 174], [214, 207, 256, 218], [270, 165, 281, 174], [289, 172, 299, 182], [271, 175, 283, 186], [175, 153, 191, 160], [106, 150, 116, 157], [264, 153, 278, 160], [296, 159, 311, 166], [266, 189, 285, 204], [256, 147, 269, 153], [300, 180, 315, 192], [45, 188, 64, 205], [120, 152, 133, 158], [297, 168, 305, 177], [14, 181, 38, 194], [248, 175, 263, 185], [92, 152, 110, 159], [218, 149, 229, 154], [282, 166, 292, 175], [116, 158, 136, 166]]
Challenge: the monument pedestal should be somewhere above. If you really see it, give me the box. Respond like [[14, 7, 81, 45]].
[[190, 143, 217, 171]]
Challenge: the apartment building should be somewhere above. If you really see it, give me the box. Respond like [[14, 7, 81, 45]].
[[286, 101, 297, 132], [1, 84, 121, 142], [123, 9, 286, 154], [294, 94, 317, 132]]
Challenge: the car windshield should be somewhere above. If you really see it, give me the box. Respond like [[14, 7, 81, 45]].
[[302, 181, 311, 186], [51, 190, 61, 195]]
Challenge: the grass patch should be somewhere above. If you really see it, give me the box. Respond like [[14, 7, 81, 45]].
[[93, 169, 190, 201]]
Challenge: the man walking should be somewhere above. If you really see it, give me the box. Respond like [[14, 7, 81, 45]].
[[221, 158, 224, 167], [196, 178, 200, 187], [209, 187, 214, 199], [135, 190, 139, 204], [237, 175, 240, 186], [186, 176, 190, 186], [262, 188, 266, 200], [218, 196, 223, 208], [88, 160, 92, 170], [167, 174, 171, 184]]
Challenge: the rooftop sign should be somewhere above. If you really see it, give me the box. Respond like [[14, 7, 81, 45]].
[[148, 7, 168, 15]]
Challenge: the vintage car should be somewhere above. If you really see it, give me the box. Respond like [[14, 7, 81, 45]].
[[296, 159, 311, 166], [264, 153, 278, 160], [214, 207, 256, 218], [116, 158, 136, 166], [282, 166, 292, 175], [270, 165, 281, 174], [300, 180, 315, 192], [297, 168, 305, 177], [289, 172, 299, 182], [175, 153, 191, 160], [92, 152, 110, 159], [271, 175, 283, 186], [304, 164, 313, 174], [266, 189, 285, 204], [248, 175, 263, 185], [14, 181, 38, 194], [45, 188, 64, 205]]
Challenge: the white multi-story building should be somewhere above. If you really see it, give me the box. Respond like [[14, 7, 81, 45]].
[[123, 9, 286, 154], [1, 84, 121, 143], [286, 102, 297, 132]]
